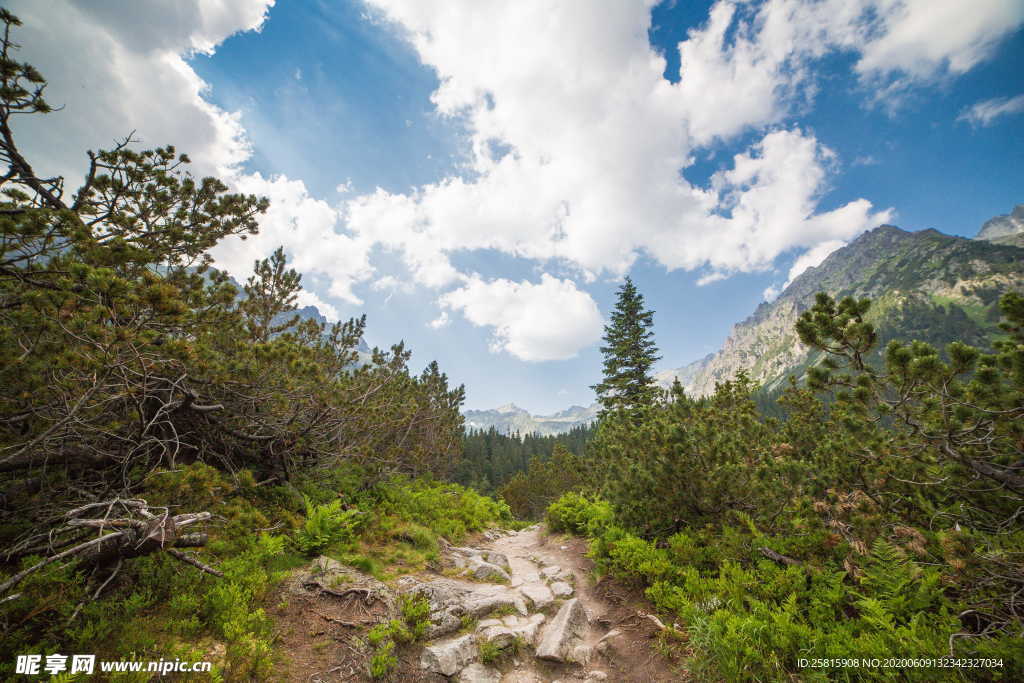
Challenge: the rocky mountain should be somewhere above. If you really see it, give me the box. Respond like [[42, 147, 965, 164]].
[[463, 403, 599, 436], [977, 204, 1024, 246], [660, 215, 1024, 398]]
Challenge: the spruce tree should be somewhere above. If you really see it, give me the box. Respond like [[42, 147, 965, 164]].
[[591, 277, 661, 416]]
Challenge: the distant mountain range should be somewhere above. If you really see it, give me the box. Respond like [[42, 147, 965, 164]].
[[657, 204, 1024, 398], [463, 403, 599, 436]]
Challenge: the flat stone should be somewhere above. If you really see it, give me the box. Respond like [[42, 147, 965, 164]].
[[478, 613, 546, 648], [519, 582, 554, 610], [586, 672, 609, 681], [420, 634, 478, 677], [501, 672, 544, 683], [549, 581, 574, 598], [458, 662, 502, 683], [470, 558, 511, 583], [536, 598, 589, 662], [400, 577, 525, 637], [482, 550, 511, 572], [540, 565, 564, 579]]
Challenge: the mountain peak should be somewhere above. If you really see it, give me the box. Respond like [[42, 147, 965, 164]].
[[496, 403, 524, 414], [977, 203, 1024, 242]]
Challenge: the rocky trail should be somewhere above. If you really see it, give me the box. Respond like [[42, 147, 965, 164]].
[[278, 524, 682, 682]]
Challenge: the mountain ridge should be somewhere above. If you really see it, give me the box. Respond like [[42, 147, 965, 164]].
[[659, 213, 1024, 397]]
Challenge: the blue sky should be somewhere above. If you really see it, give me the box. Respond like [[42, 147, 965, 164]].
[[14, 0, 1024, 413]]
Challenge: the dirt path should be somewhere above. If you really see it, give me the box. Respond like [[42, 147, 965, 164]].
[[472, 525, 685, 683], [271, 525, 684, 682]]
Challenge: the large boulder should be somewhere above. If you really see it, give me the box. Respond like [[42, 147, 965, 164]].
[[536, 598, 589, 663], [420, 633, 478, 677], [399, 577, 527, 638]]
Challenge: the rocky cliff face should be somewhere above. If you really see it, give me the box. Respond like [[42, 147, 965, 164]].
[[463, 403, 599, 436], [977, 204, 1024, 244], [663, 220, 1024, 398]]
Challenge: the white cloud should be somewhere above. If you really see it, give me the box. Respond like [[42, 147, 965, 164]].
[[295, 289, 340, 322], [7, 0, 373, 315], [438, 275, 603, 361], [958, 94, 1024, 127], [211, 172, 373, 305], [428, 311, 450, 329], [8, 0, 272, 183], [11, 0, 1020, 362], [852, 0, 1024, 82], [353, 0, 907, 292]]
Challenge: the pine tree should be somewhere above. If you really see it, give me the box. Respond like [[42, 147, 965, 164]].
[[591, 277, 661, 416]]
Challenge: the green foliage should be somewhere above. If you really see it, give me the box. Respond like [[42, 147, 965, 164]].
[[0, 15, 470, 679], [500, 444, 589, 519], [295, 497, 366, 555], [377, 477, 511, 543], [556, 289, 1024, 679], [368, 639, 397, 679], [545, 492, 613, 536], [456, 422, 594, 497], [478, 639, 503, 665], [366, 594, 431, 678]]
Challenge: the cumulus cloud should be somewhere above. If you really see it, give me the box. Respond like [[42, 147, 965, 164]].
[[352, 0, 902, 291], [6, 0, 375, 314], [958, 94, 1024, 127], [10, 0, 1020, 362], [8, 0, 272, 183], [438, 275, 603, 361], [210, 173, 373, 305]]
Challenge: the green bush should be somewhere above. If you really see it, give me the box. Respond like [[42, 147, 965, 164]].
[[378, 477, 511, 542], [295, 496, 366, 554], [545, 492, 613, 536]]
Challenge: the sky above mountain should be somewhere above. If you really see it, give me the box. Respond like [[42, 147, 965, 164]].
[[10, 0, 1024, 412]]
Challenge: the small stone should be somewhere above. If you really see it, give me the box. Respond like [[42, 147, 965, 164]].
[[549, 581, 574, 598], [540, 565, 563, 579], [586, 672, 609, 681], [420, 633, 478, 677], [520, 582, 555, 610], [458, 662, 502, 683], [569, 643, 592, 665]]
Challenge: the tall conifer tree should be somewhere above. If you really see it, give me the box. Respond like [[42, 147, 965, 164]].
[[591, 277, 661, 416]]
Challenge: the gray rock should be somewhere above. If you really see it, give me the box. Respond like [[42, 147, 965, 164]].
[[536, 598, 589, 662], [458, 662, 502, 683], [470, 557, 512, 583], [420, 633, 478, 677], [540, 565, 564, 579], [519, 582, 554, 610], [401, 576, 528, 637], [586, 672, 609, 681], [482, 550, 511, 572], [477, 613, 546, 648], [549, 580, 574, 598]]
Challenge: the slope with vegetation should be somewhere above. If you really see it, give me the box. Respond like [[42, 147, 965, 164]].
[[549, 275, 1024, 680], [0, 12, 504, 679]]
